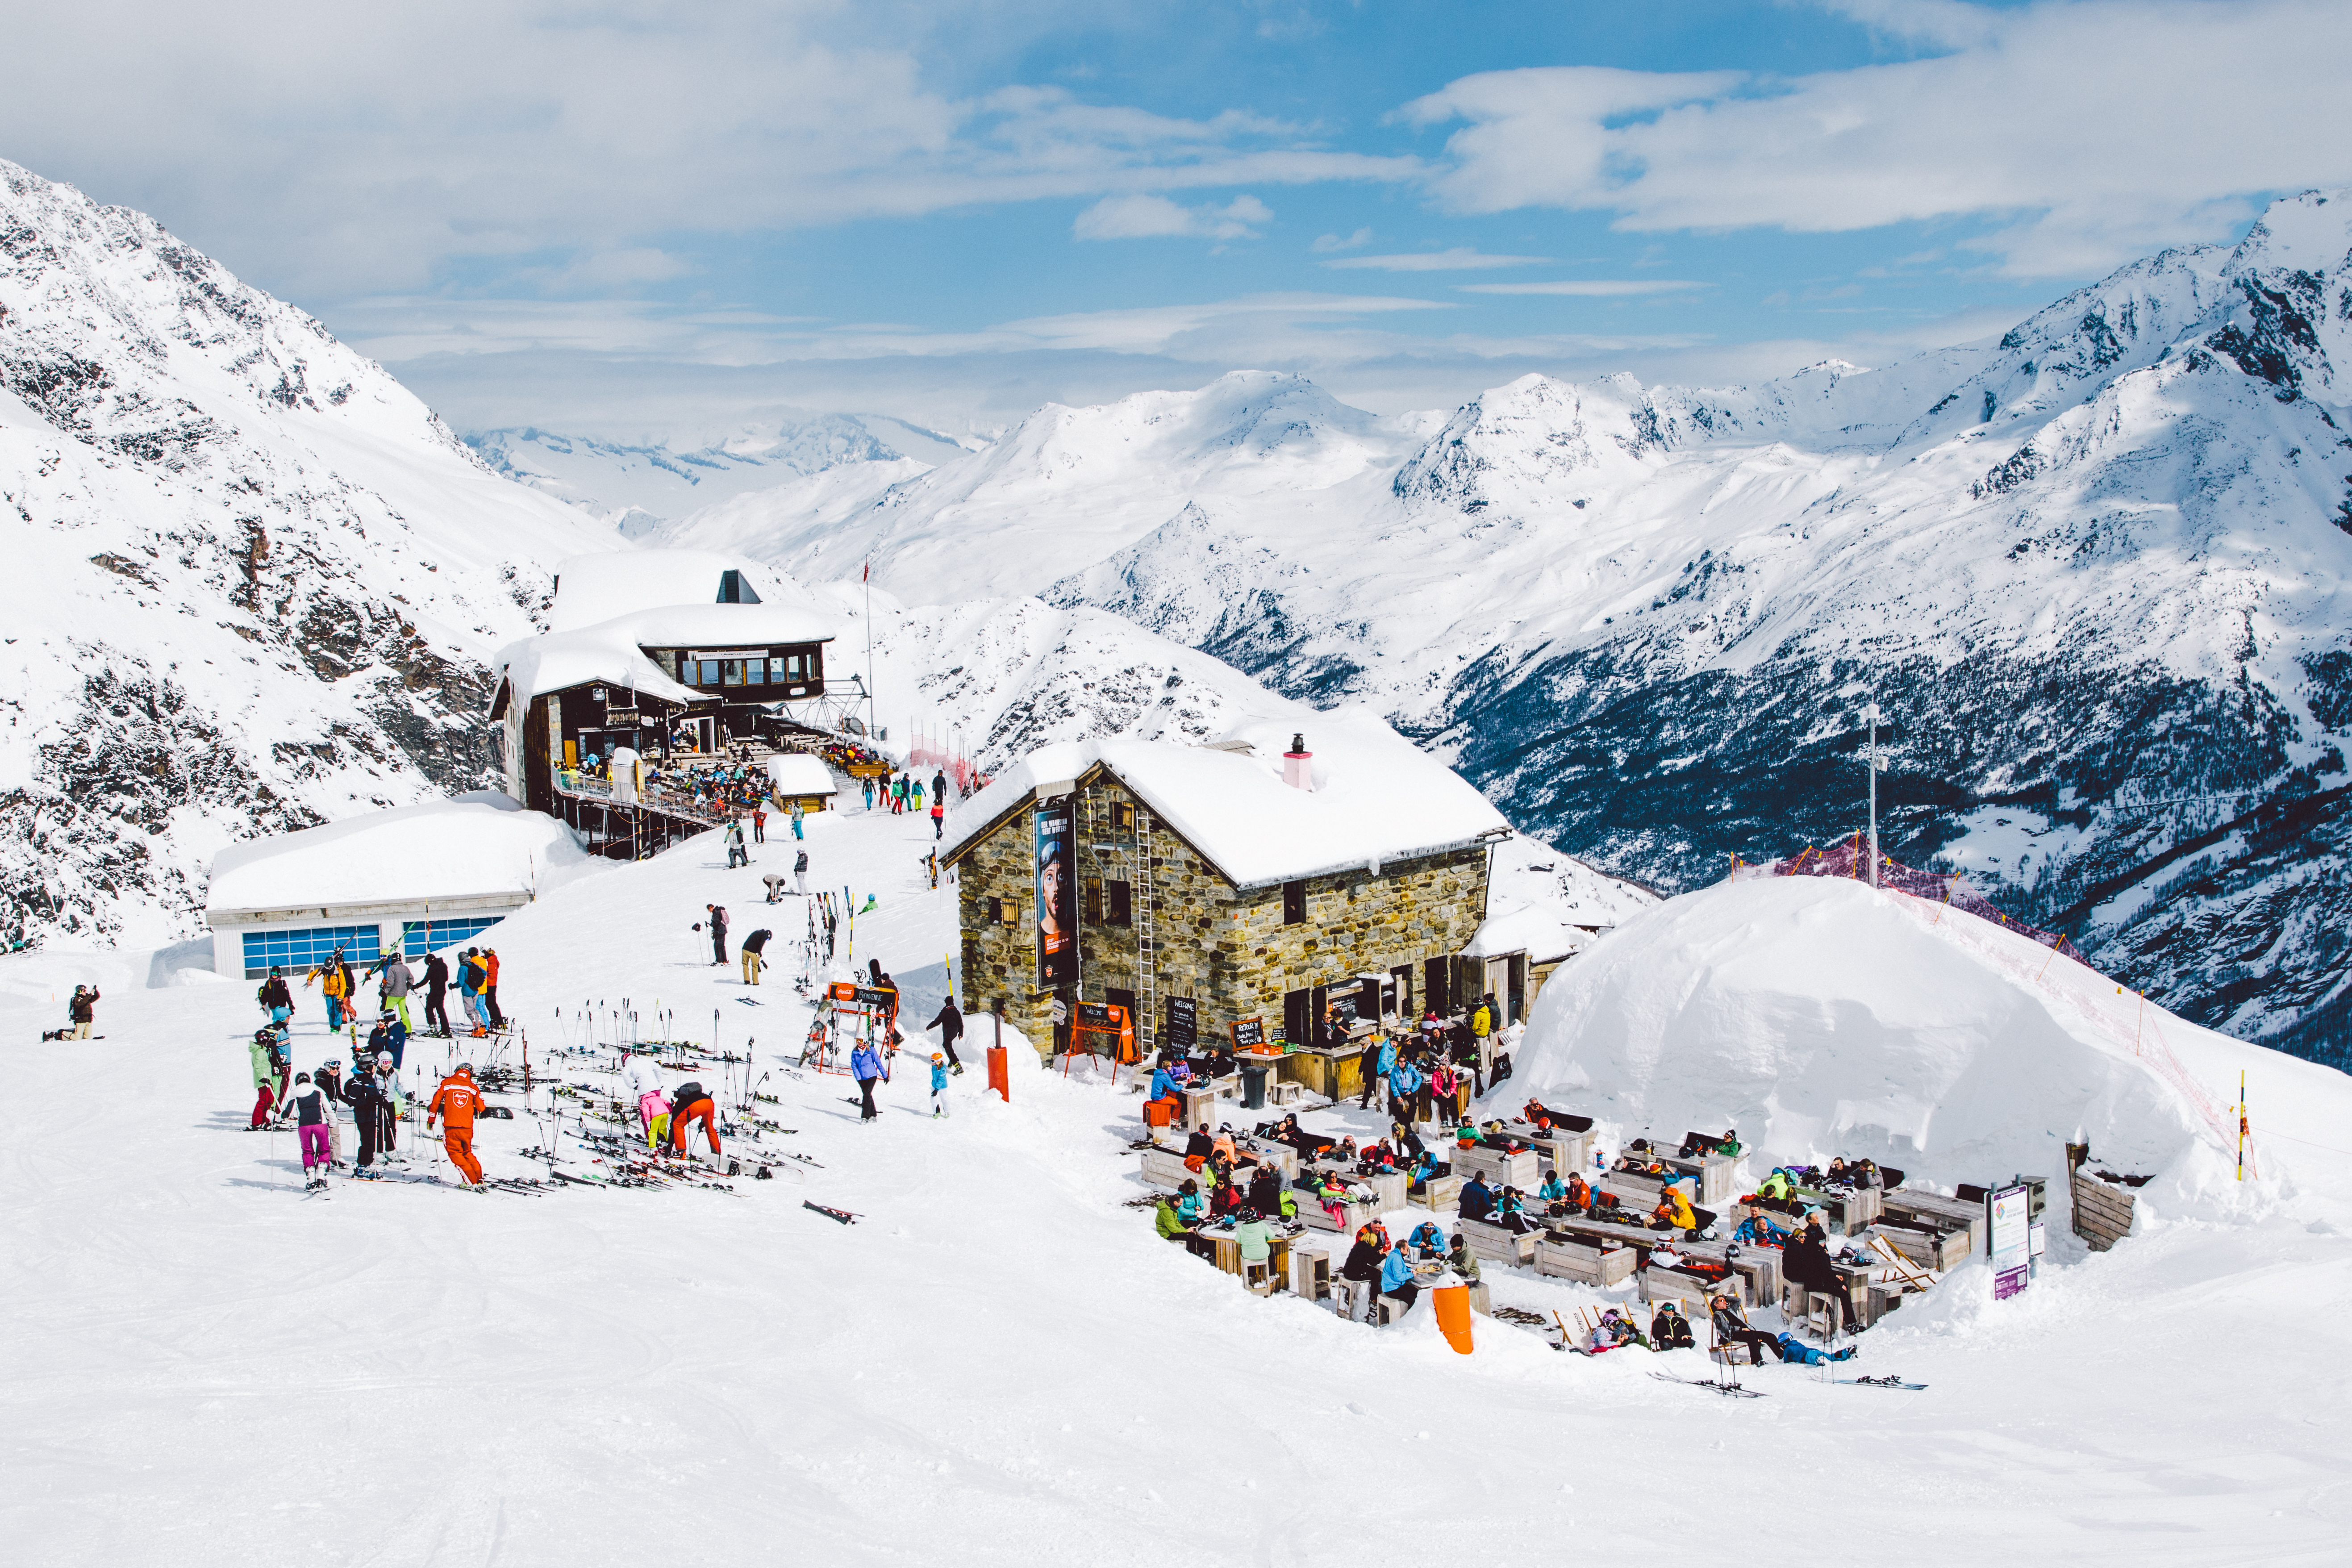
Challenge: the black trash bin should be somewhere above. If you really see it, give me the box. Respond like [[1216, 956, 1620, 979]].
[[1239, 1063, 1269, 1110]]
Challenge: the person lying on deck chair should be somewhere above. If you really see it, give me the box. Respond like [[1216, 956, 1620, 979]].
[[1588, 1309, 1643, 1352], [1731, 1205, 1788, 1247], [1651, 1301, 1696, 1349], [1652, 1188, 1700, 1234], [1710, 1294, 1788, 1362]]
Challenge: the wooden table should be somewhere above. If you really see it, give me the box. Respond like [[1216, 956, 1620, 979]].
[[1454, 1145, 1539, 1191], [1178, 1084, 1218, 1131], [1238, 1136, 1299, 1180], [1883, 1186, 1985, 1255], [1657, 1151, 1740, 1206], [1535, 1234, 1635, 1286], [1202, 1226, 1296, 1283], [1458, 1217, 1539, 1267], [1598, 1168, 1696, 1206], [1410, 1173, 1466, 1212], [1501, 1122, 1592, 1177]]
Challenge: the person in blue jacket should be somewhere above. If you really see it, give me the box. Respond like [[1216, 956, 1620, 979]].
[[930, 1052, 950, 1118], [1405, 1219, 1447, 1260], [1459, 1171, 1495, 1223], [852, 1038, 889, 1122], [1378, 1242, 1422, 1319], [1389, 1057, 1423, 1124], [1147, 1059, 1185, 1128]]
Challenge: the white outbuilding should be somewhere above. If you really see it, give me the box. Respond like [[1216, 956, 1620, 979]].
[[203, 796, 589, 979]]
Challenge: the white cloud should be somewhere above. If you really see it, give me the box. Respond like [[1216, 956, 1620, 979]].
[[1073, 194, 1273, 242], [1455, 279, 1706, 296], [1322, 248, 1549, 271], [1311, 228, 1375, 253], [1405, 0, 2352, 275]]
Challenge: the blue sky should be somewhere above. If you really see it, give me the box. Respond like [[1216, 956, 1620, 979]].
[[9, 0, 2349, 437]]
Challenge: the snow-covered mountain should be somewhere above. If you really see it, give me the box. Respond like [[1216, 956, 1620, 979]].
[[470, 414, 971, 536], [713, 194, 2352, 1059], [0, 158, 620, 948]]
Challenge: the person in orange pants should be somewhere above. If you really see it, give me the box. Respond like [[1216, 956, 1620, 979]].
[[667, 1080, 720, 1160], [427, 1062, 485, 1185]]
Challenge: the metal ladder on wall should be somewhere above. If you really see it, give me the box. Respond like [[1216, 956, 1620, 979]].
[[1135, 809, 1156, 1056]]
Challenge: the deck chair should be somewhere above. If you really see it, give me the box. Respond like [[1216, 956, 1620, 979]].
[[1868, 1231, 1938, 1290]]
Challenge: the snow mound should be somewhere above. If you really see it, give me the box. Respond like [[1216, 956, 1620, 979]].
[[1516, 877, 2352, 1220]]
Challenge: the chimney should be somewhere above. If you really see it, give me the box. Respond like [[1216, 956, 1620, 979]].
[[1283, 733, 1313, 792]]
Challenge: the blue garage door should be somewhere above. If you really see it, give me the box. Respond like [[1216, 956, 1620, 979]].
[[242, 924, 382, 980], [401, 914, 508, 956]]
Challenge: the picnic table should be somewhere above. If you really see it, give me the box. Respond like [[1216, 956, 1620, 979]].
[[1883, 1185, 1986, 1254], [1454, 1144, 1539, 1191], [1177, 1084, 1219, 1131], [1199, 1222, 1300, 1283], [1535, 1234, 1636, 1286], [1501, 1121, 1592, 1176], [1457, 1216, 1539, 1267]]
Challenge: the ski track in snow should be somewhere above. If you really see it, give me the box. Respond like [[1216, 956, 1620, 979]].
[[4, 805, 2348, 1564]]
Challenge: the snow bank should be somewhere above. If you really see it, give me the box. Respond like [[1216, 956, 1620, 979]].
[[767, 754, 838, 798], [1515, 877, 2352, 1219], [205, 801, 593, 913]]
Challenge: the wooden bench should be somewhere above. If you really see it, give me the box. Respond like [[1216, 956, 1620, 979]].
[[1139, 1148, 1194, 1189], [1239, 1137, 1299, 1180], [1868, 1219, 1971, 1272], [1657, 1152, 1741, 1207], [1299, 1195, 1377, 1234], [1793, 1184, 1881, 1234], [1884, 1186, 1986, 1255], [1411, 1174, 1466, 1212], [1454, 1144, 1539, 1191], [1534, 1235, 1635, 1286], [1267, 1080, 1305, 1107], [1458, 1217, 1539, 1267], [1639, 1263, 1731, 1309], [1598, 1168, 1695, 1206], [1499, 1121, 1591, 1177]]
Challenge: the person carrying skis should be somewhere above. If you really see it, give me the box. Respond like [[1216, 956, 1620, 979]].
[[741, 927, 771, 986], [426, 1063, 484, 1186], [277, 1072, 337, 1190], [257, 967, 294, 1027], [851, 1038, 888, 1122], [706, 904, 729, 965], [249, 1028, 289, 1127], [930, 1053, 950, 1118], [926, 995, 964, 1073], [457, 949, 491, 1036], [421, 950, 451, 1037], [668, 1080, 721, 1159], [309, 948, 356, 1033], [371, 950, 416, 1031]]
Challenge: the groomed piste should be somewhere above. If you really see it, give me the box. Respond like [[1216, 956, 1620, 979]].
[[5, 800, 2349, 1565]]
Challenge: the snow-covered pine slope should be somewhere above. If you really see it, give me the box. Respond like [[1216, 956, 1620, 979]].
[[471, 413, 971, 536], [712, 192, 2352, 1059], [9, 805, 2348, 1564], [0, 158, 618, 949]]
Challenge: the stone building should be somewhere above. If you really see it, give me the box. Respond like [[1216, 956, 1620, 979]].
[[940, 715, 1513, 1060]]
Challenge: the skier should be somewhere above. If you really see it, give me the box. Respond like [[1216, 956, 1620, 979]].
[[278, 1072, 337, 1190], [257, 967, 294, 1027], [926, 994, 964, 1074], [371, 950, 415, 1031], [483, 949, 505, 1029], [458, 949, 492, 1036], [706, 904, 729, 966], [668, 1079, 721, 1160], [309, 948, 356, 1034], [741, 927, 771, 986], [619, 1049, 669, 1147], [930, 1053, 950, 1118], [366, 1009, 408, 1072], [421, 950, 451, 1037], [851, 1037, 888, 1122], [426, 1063, 484, 1186], [793, 849, 809, 898], [249, 1028, 288, 1127], [67, 984, 99, 1039], [344, 1055, 401, 1172]]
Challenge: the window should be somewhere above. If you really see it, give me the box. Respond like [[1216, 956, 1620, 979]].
[[1282, 987, 1312, 1047], [988, 897, 1021, 926], [240, 923, 382, 979], [1282, 879, 1306, 925], [1107, 880, 1132, 926], [722, 659, 746, 686], [1083, 880, 1103, 925], [400, 915, 507, 957], [1112, 801, 1135, 832]]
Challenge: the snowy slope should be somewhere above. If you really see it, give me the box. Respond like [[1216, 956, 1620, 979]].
[[471, 413, 968, 534], [7, 805, 2348, 1565], [0, 158, 619, 949], [696, 193, 2352, 1058]]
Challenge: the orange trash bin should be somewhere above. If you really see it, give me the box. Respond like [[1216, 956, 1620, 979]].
[[1432, 1282, 1475, 1355]]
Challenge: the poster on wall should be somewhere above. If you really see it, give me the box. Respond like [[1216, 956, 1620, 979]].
[[1989, 1183, 2032, 1300], [1034, 798, 1077, 989]]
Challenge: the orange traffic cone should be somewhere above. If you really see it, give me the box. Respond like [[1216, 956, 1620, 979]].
[[1433, 1282, 1474, 1355]]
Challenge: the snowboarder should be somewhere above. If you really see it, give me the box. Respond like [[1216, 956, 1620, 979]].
[[724, 818, 749, 868], [278, 1072, 336, 1189], [426, 1063, 484, 1186], [67, 984, 99, 1039], [668, 1080, 721, 1159], [707, 905, 729, 965], [257, 968, 294, 1027], [762, 872, 788, 903], [789, 798, 805, 839], [741, 927, 771, 986], [926, 995, 964, 1073], [851, 1038, 888, 1122], [930, 1052, 949, 1117], [421, 950, 451, 1037], [371, 950, 415, 1031], [793, 850, 809, 898]]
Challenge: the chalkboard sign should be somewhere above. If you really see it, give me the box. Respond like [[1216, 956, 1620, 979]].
[[1166, 996, 1198, 1049], [1230, 1015, 1266, 1049]]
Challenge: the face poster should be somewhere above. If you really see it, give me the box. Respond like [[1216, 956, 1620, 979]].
[[1034, 798, 1077, 989]]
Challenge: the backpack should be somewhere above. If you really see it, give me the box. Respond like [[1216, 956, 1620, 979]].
[[674, 1080, 706, 1105]]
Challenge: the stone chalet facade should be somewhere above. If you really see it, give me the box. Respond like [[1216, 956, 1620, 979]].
[[941, 727, 1509, 1061]]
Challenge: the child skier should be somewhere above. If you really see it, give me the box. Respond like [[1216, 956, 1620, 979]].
[[930, 1053, 949, 1118]]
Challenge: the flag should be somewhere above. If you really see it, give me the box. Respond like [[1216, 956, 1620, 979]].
[[863, 560, 869, 583]]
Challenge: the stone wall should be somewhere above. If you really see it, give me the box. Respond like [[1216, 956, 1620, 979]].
[[954, 766, 1490, 1059]]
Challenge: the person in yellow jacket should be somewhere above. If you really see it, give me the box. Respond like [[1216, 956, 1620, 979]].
[[305, 947, 358, 1035], [1653, 1187, 1700, 1234]]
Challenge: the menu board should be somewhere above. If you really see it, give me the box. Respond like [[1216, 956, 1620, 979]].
[[1230, 1015, 1266, 1049], [1166, 996, 1198, 1049]]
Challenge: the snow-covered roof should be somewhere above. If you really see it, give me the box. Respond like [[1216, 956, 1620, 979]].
[[490, 617, 702, 713], [1465, 902, 1582, 963], [205, 800, 589, 915], [942, 710, 1509, 889], [549, 549, 833, 633], [767, 754, 838, 797], [607, 601, 836, 651]]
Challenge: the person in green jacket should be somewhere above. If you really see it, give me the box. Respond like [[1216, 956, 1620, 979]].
[[248, 1029, 288, 1128], [1154, 1197, 1194, 1243], [1231, 1209, 1277, 1276]]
